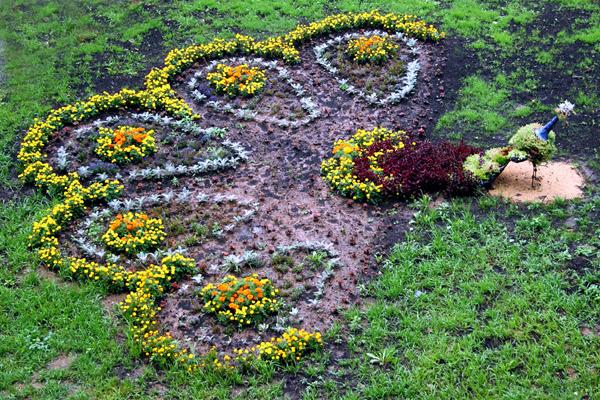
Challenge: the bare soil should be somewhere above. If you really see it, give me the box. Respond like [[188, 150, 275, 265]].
[[489, 161, 585, 203]]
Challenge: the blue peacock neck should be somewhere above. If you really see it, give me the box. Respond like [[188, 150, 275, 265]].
[[535, 115, 558, 141]]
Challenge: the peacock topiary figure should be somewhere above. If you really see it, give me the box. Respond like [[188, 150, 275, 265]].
[[509, 100, 574, 186], [508, 123, 557, 185], [463, 101, 575, 187]]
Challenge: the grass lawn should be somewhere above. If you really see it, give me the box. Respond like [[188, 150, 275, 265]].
[[0, 0, 599, 399]]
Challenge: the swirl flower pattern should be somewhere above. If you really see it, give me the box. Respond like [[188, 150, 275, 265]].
[[18, 11, 444, 373]]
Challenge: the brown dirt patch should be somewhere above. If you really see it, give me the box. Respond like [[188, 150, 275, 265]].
[[489, 161, 585, 203], [46, 354, 75, 370], [102, 293, 127, 313], [36, 266, 71, 286], [580, 325, 600, 337]]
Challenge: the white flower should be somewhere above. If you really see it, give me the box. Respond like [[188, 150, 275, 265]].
[[556, 100, 575, 117]]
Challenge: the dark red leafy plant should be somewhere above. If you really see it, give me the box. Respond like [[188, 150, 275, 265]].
[[352, 138, 481, 198]]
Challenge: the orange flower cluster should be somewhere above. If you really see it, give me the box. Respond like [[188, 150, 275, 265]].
[[206, 64, 266, 97], [200, 274, 279, 326], [96, 126, 157, 164], [346, 35, 398, 64], [113, 126, 146, 145], [102, 212, 165, 255]]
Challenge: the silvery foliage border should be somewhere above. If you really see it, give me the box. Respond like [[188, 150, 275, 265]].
[[314, 30, 421, 105], [71, 188, 259, 268], [123, 140, 248, 182], [70, 112, 248, 182], [207, 250, 264, 275], [275, 240, 341, 307], [187, 57, 321, 128]]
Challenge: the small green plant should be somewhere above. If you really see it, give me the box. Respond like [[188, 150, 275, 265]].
[[211, 222, 223, 237], [366, 347, 397, 366], [191, 222, 208, 237], [305, 251, 328, 269], [272, 253, 294, 268]]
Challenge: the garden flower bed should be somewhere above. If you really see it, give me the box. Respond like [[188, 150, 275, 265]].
[[17, 10, 502, 373], [314, 30, 421, 105]]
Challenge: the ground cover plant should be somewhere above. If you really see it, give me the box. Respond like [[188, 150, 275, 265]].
[[1, 1, 599, 399]]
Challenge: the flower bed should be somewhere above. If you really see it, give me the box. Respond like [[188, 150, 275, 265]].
[[101, 212, 165, 255], [18, 11, 444, 373], [48, 112, 248, 185], [187, 57, 320, 128], [314, 30, 420, 105], [322, 127, 480, 202], [95, 126, 157, 164], [200, 274, 280, 326], [206, 63, 266, 97]]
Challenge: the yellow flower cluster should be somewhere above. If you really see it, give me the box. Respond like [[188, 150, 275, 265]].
[[206, 64, 267, 97], [114, 254, 209, 367], [200, 274, 279, 326], [285, 11, 443, 45], [29, 179, 124, 271], [101, 212, 165, 255], [321, 127, 406, 202], [96, 126, 157, 164], [234, 328, 322, 364], [346, 35, 398, 64]]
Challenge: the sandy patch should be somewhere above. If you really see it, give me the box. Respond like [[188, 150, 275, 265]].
[[489, 161, 584, 203], [47, 354, 76, 370]]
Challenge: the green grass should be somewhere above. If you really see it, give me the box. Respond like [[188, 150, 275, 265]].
[[1, 0, 599, 398], [436, 75, 510, 139], [321, 196, 600, 398]]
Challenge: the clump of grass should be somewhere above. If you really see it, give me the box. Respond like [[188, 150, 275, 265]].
[[436, 75, 510, 135]]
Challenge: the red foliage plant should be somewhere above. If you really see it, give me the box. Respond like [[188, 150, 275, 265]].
[[352, 138, 481, 198]]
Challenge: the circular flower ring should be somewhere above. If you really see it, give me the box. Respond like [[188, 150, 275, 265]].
[[96, 126, 157, 164], [102, 212, 165, 255], [200, 274, 280, 326], [206, 63, 267, 97], [346, 35, 399, 64]]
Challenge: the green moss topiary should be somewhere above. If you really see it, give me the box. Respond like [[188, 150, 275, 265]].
[[485, 147, 510, 165], [508, 123, 557, 166], [507, 148, 528, 161], [463, 152, 502, 181]]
